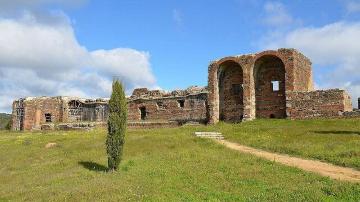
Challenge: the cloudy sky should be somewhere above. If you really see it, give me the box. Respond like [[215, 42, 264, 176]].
[[0, 0, 360, 112]]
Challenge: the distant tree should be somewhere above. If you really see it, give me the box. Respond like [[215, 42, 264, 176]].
[[106, 80, 127, 171], [5, 119, 11, 130]]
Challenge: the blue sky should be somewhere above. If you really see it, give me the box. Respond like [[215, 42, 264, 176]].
[[1, 0, 360, 112], [68, 0, 359, 89]]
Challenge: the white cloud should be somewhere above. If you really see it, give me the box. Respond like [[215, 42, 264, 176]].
[[0, 12, 88, 79], [91, 48, 155, 89], [346, 1, 360, 13], [262, 1, 294, 27], [260, 22, 360, 107], [0, 11, 157, 112], [0, 0, 86, 14]]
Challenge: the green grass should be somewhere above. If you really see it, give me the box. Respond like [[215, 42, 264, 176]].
[[210, 119, 360, 170], [0, 122, 360, 201]]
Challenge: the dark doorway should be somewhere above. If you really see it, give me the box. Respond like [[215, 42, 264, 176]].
[[177, 100, 185, 108], [139, 107, 146, 120], [218, 60, 244, 122]]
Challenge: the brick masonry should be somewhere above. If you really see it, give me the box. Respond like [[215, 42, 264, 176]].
[[127, 86, 208, 124], [11, 48, 357, 131], [208, 48, 326, 123], [286, 89, 352, 119]]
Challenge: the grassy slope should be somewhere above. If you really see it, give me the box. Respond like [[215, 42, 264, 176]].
[[0, 113, 11, 129], [0, 126, 359, 201], [210, 119, 360, 170]]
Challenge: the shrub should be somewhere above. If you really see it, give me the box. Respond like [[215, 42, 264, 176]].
[[106, 80, 127, 171], [5, 119, 11, 130]]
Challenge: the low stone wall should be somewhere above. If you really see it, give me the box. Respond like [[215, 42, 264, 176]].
[[287, 89, 352, 119], [127, 121, 180, 129], [343, 110, 360, 118]]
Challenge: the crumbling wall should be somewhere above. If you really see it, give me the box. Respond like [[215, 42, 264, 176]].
[[287, 89, 352, 119], [63, 98, 109, 123], [20, 97, 63, 130], [293, 51, 313, 91], [11, 99, 24, 131], [218, 61, 244, 122], [12, 96, 109, 131], [127, 86, 208, 124], [254, 55, 286, 119], [208, 48, 311, 123]]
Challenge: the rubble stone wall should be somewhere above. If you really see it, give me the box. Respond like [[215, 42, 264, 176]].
[[293, 51, 313, 91], [17, 97, 64, 130], [287, 89, 352, 119], [127, 87, 208, 123], [62, 98, 109, 123], [11, 97, 110, 131]]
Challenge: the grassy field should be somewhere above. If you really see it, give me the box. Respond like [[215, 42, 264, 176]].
[[211, 119, 360, 170], [0, 120, 360, 201]]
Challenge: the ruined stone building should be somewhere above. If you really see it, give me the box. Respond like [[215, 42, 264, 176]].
[[12, 97, 109, 131], [12, 48, 355, 131]]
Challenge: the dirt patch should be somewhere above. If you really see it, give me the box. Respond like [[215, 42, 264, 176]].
[[217, 139, 360, 183]]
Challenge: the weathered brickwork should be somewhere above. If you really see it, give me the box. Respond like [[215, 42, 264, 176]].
[[208, 48, 333, 123], [11, 48, 357, 131], [254, 55, 286, 118], [287, 89, 352, 119], [12, 97, 64, 131], [218, 61, 244, 122], [127, 86, 208, 124], [12, 86, 208, 131], [12, 97, 109, 131]]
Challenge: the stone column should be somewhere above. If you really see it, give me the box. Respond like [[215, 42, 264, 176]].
[[207, 62, 219, 124]]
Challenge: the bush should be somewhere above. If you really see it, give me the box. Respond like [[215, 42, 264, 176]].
[[106, 80, 127, 171], [5, 119, 11, 130]]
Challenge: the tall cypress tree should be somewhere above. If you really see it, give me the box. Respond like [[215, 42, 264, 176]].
[[106, 80, 127, 171]]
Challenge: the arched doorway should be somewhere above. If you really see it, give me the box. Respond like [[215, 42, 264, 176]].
[[254, 55, 286, 118], [218, 60, 244, 122]]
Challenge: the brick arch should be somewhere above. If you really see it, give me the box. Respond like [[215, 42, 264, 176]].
[[217, 59, 244, 122], [253, 50, 286, 63], [253, 54, 286, 119]]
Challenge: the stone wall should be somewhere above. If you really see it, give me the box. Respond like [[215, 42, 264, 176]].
[[11, 97, 110, 131], [127, 86, 208, 124], [11, 99, 24, 131], [293, 51, 313, 91], [254, 55, 286, 118], [218, 61, 244, 122], [13, 97, 64, 130], [287, 89, 352, 119], [12, 86, 209, 131], [62, 98, 109, 123], [11, 48, 357, 130], [208, 48, 315, 123]]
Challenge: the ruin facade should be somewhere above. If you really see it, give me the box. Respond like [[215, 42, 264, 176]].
[[12, 97, 109, 131], [11, 48, 355, 131], [207, 48, 352, 123]]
